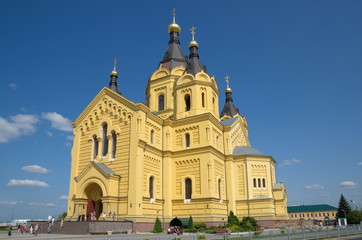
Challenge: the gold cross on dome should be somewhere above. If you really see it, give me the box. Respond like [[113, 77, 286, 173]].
[[225, 75, 230, 88], [190, 26, 196, 41], [113, 58, 118, 71]]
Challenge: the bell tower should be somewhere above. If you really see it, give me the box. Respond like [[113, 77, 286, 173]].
[[175, 26, 219, 119], [146, 8, 186, 119]]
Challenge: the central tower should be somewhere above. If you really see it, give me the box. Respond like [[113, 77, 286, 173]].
[[146, 9, 187, 119]]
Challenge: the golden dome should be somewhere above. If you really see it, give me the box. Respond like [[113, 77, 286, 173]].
[[225, 88, 232, 93], [168, 23, 181, 33], [189, 40, 198, 48], [110, 70, 118, 77]]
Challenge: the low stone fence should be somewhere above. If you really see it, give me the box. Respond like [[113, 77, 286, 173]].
[[27, 220, 133, 235]]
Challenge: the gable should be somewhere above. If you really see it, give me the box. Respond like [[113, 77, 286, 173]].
[[72, 87, 141, 135]]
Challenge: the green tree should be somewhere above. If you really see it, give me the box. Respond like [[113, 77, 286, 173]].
[[227, 211, 239, 226], [57, 212, 67, 221], [336, 194, 352, 220], [188, 216, 194, 230], [348, 210, 362, 224], [240, 217, 259, 231], [152, 217, 163, 233]]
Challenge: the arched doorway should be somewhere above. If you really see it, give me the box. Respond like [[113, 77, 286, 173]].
[[84, 183, 103, 220]]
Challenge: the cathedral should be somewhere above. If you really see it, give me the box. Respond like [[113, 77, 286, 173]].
[[66, 12, 288, 231]]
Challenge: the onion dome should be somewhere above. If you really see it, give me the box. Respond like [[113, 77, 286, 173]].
[[168, 23, 181, 34], [168, 8, 181, 33], [220, 76, 239, 118], [109, 58, 121, 94], [159, 9, 187, 71], [185, 26, 205, 75]]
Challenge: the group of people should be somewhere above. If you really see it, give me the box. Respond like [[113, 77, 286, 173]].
[[101, 212, 117, 221], [47, 215, 56, 233], [29, 223, 40, 235], [8, 223, 40, 236], [77, 211, 117, 221]]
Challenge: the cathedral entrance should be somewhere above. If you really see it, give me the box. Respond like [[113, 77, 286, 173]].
[[84, 183, 103, 220]]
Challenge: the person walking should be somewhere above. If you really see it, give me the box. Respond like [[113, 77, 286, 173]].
[[60, 218, 64, 229], [8, 225, 12, 236], [34, 223, 39, 236], [47, 222, 52, 233]]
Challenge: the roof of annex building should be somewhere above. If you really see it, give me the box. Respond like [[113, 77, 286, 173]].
[[287, 204, 337, 213]]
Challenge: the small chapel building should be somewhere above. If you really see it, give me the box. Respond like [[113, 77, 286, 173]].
[[66, 12, 288, 231]]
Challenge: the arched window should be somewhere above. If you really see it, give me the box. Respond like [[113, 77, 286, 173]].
[[111, 131, 117, 159], [201, 93, 205, 108], [102, 123, 108, 157], [185, 133, 190, 148], [253, 178, 257, 188], [258, 178, 261, 188], [150, 130, 154, 145], [158, 94, 165, 111], [149, 176, 154, 199], [262, 178, 266, 188], [185, 94, 191, 111], [218, 179, 222, 200], [185, 178, 192, 199], [92, 135, 98, 160]]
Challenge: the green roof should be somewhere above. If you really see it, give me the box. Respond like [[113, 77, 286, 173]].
[[287, 204, 337, 213]]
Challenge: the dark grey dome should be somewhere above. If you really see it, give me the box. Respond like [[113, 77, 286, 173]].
[[233, 146, 265, 156]]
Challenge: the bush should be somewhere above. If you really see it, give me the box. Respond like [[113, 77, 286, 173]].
[[188, 216, 194, 230], [240, 217, 258, 231], [228, 211, 239, 226], [280, 230, 285, 234], [152, 217, 163, 233], [229, 225, 243, 233], [194, 222, 207, 230], [184, 228, 197, 233], [253, 231, 261, 235], [198, 235, 206, 239], [204, 229, 215, 234]]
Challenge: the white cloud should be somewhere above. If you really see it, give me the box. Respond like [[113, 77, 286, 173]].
[[21, 165, 49, 174], [279, 159, 301, 167], [8, 83, 18, 90], [338, 181, 358, 189], [46, 131, 53, 136], [305, 184, 324, 190], [0, 200, 25, 205], [0, 114, 39, 143], [7, 179, 49, 187], [59, 195, 68, 200], [358, 162, 362, 166], [28, 202, 56, 207], [66, 135, 73, 141], [41, 112, 72, 132]]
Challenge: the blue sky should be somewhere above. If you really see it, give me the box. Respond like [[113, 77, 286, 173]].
[[0, 0, 361, 221]]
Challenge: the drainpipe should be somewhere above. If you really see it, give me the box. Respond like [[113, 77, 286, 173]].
[[222, 127, 229, 219], [161, 120, 165, 230], [245, 162, 250, 216], [117, 174, 121, 220]]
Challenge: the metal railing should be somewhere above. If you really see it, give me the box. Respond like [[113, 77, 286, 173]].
[[211, 225, 362, 240], [22, 225, 361, 240]]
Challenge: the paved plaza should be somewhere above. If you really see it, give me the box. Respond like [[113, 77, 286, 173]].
[[1, 231, 362, 240]]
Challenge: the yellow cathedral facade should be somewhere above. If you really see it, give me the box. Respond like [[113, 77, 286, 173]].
[[66, 13, 288, 231]]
